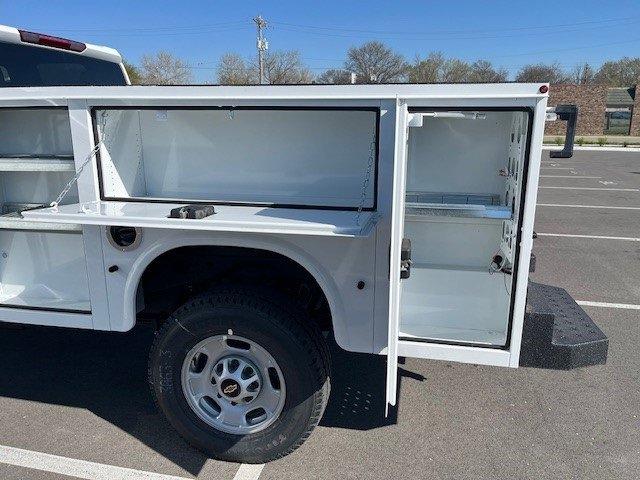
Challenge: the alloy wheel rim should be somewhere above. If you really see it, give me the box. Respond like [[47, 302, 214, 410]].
[[181, 334, 286, 435]]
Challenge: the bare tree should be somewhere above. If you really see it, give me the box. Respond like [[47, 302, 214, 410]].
[[594, 57, 640, 86], [568, 63, 596, 84], [468, 60, 508, 83], [217, 53, 256, 85], [440, 59, 471, 83], [410, 55, 507, 83], [258, 50, 313, 84], [515, 63, 569, 84], [122, 60, 142, 85], [139, 51, 193, 85], [409, 52, 445, 83], [316, 69, 352, 84], [345, 41, 408, 83]]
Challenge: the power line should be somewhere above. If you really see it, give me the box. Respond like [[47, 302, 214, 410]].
[[270, 15, 640, 36], [27, 20, 248, 33]]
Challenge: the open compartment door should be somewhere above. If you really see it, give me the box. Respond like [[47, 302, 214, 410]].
[[386, 101, 409, 413], [22, 201, 378, 238]]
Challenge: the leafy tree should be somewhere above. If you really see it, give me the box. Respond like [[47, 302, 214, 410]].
[[345, 41, 408, 83], [514, 63, 569, 83], [259, 50, 313, 84], [468, 60, 508, 83], [316, 68, 353, 84], [217, 53, 255, 85], [594, 57, 640, 86], [122, 60, 142, 84], [139, 51, 193, 85]]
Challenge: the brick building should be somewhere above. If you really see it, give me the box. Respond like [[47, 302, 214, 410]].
[[545, 84, 640, 136]]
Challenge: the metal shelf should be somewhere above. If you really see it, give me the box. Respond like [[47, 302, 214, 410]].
[[0, 157, 75, 172], [0, 212, 81, 232], [405, 202, 512, 220]]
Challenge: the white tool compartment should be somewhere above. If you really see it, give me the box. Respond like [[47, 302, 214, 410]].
[[4, 85, 549, 412], [0, 107, 90, 313]]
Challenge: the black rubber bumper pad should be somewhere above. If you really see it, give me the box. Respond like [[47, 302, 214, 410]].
[[519, 282, 608, 369]]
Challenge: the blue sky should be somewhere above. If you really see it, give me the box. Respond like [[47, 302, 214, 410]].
[[4, 0, 640, 82]]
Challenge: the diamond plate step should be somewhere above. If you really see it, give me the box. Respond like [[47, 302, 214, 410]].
[[519, 281, 608, 369]]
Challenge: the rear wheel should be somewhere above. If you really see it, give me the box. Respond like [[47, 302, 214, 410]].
[[148, 286, 330, 463]]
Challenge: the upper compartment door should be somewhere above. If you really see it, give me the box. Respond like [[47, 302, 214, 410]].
[[385, 101, 409, 413]]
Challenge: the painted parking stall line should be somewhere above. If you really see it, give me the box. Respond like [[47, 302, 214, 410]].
[[539, 175, 601, 178], [577, 301, 640, 310], [232, 463, 265, 480], [0, 445, 193, 480], [535, 233, 640, 242], [538, 186, 640, 191], [537, 204, 640, 211]]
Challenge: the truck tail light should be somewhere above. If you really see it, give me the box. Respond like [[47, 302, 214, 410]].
[[18, 30, 86, 52]]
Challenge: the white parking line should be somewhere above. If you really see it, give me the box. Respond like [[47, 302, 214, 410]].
[[0, 445, 192, 480], [540, 167, 576, 170], [539, 175, 601, 178], [535, 233, 640, 242], [537, 203, 640, 210], [232, 463, 265, 480], [577, 301, 640, 310], [539, 186, 639, 191]]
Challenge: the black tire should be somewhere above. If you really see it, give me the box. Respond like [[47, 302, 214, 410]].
[[148, 285, 331, 463]]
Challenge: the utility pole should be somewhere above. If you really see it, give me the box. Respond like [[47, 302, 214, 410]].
[[253, 15, 268, 84]]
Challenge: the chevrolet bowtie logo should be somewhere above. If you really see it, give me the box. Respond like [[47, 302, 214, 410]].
[[223, 384, 238, 395]]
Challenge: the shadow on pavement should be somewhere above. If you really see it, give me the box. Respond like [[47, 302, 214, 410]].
[[0, 323, 421, 474]]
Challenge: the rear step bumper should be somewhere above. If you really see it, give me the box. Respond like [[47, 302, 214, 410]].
[[519, 282, 608, 369]]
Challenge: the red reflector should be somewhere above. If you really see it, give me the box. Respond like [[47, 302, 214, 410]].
[[19, 30, 86, 52], [539, 85, 549, 94]]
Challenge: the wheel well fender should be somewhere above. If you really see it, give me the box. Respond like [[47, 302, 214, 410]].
[[121, 234, 348, 343]]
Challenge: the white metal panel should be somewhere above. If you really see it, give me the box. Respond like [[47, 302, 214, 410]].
[[406, 111, 512, 196], [0, 83, 547, 103], [98, 108, 378, 208], [396, 340, 511, 367], [507, 98, 548, 367], [68, 100, 101, 203], [0, 108, 73, 157], [24, 201, 378, 237], [0, 306, 92, 328], [81, 225, 110, 330], [99, 228, 378, 351], [0, 230, 90, 311], [386, 100, 409, 412], [400, 266, 510, 345]]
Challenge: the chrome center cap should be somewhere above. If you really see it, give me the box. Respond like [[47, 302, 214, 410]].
[[214, 355, 262, 404]]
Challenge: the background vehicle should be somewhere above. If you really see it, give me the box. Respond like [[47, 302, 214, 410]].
[[0, 24, 129, 87]]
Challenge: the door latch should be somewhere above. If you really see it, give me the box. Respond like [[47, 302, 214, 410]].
[[400, 238, 412, 279]]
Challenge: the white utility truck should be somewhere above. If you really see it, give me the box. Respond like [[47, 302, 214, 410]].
[[0, 80, 607, 462]]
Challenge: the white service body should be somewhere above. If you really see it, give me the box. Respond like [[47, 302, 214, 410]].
[[0, 83, 548, 409]]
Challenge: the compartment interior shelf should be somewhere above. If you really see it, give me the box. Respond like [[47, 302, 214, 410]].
[[405, 192, 511, 220], [0, 157, 76, 172], [405, 202, 511, 220], [0, 212, 82, 232]]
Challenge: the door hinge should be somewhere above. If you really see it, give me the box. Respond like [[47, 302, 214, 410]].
[[401, 238, 412, 279]]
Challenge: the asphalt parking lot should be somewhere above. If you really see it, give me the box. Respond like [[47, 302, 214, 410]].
[[0, 149, 638, 480]]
